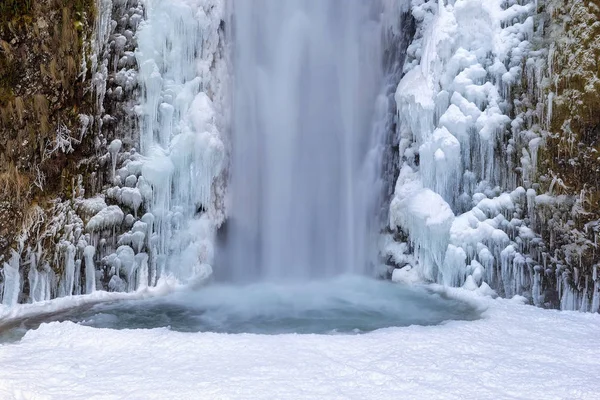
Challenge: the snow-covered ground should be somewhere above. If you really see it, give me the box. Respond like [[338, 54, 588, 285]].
[[0, 289, 598, 400]]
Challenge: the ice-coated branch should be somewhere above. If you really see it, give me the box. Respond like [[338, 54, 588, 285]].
[[43, 122, 81, 160]]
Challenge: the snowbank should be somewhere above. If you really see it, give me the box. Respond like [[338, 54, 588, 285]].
[[0, 291, 598, 399], [0, 277, 180, 323]]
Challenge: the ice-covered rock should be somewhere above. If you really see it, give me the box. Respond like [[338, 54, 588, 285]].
[[389, 0, 546, 304]]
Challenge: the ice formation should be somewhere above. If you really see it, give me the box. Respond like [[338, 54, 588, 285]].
[[385, 0, 597, 310], [389, 0, 534, 285], [1, 252, 20, 307], [131, 0, 226, 283], [97, 0, 228, 286], [0, 0, 226, 305]]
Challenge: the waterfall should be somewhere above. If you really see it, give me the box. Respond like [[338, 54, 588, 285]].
[[220, 0, 386, 283], [1, 0, 593, 312]]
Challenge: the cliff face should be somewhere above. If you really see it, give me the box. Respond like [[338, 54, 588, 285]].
[[0, 0, 143, 303], [0, 0, 96, 272], [537, 0, 600, 298]]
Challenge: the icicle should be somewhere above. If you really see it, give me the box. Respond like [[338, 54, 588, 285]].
[[84, 245, 96, 294], [591, 265, 599, 313], [2, 251, 21, 306], [60, 244, 76, 297], [74, 260, 82, 296], [136, 253, 149, 289], [108, 139, 122, 181], [546, 92, 554, 128], [28, 251, 40, 303]]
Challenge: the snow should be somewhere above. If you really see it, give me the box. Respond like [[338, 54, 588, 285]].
[[0, 290, 599, 399]]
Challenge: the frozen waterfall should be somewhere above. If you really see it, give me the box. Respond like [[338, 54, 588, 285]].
[[133, 0, 226, 285], [220, 0, 387, 282]]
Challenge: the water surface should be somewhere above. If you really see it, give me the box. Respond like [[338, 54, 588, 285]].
[[0, 276, 480, 342]]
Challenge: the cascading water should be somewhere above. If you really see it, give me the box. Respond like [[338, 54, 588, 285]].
[[220, 0, 386, 283]]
